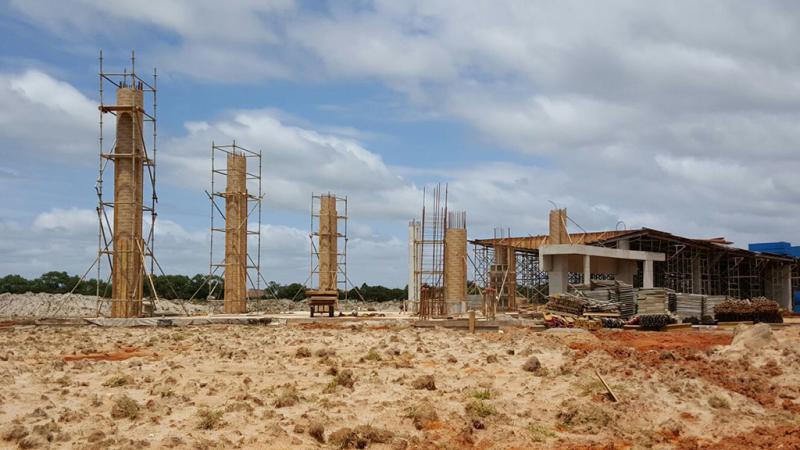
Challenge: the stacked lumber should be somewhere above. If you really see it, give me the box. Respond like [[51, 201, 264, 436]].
[[575, 280, 636, 318], [546, 293, 586, 315], [546, 292, 621, 316], [637, 288, 670, 315], [674, 293, 703, 319], [615, 282, 636, 318]]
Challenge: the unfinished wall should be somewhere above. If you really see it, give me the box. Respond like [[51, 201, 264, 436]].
[[111, 86, 144, 318], [223, 152, 248, 314], [549, 208, 569, 244], [318, 195, 338, 292]]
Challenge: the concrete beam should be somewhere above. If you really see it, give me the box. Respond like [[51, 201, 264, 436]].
[[540, 244, 665, 262]]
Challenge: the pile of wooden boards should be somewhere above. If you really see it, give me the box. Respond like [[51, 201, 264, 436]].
[[574, 280, 636, 318], [637, 288, 670, 315], [546, 291, 624, 316], [545, 293, 587, 315]]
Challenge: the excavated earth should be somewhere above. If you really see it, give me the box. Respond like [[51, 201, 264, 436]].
[[1, 322, 799, 449]]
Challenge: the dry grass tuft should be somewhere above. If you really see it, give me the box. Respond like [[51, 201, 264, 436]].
[[325, 369, 356, 393], [295, 347, 311, 358], [329, 425, 393, 449], [465, 399, 496, 419], [196, 408, 225, 430], [411, 374, 436, 391], [308, 421, 326, 443], [404, 402, 438, 430], [273, 386, 300, 408], [364, 348, 382, 361], [102, 374, 134, 388], [110, 395, 140, 420]]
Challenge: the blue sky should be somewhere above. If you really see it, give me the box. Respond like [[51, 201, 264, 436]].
[[1, 1, 800, 287]]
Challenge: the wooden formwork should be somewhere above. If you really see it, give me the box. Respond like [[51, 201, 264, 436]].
[[111, 86, 145, 318], [223, 153, 248, 314]]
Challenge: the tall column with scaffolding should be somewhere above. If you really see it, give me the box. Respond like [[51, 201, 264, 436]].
[[97, 51, 158, 318], [307, 193, 348, 317], [208, 142, 263, 313]]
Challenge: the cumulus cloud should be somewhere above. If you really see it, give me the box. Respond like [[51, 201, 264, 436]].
[[0, 69, 96, 160]]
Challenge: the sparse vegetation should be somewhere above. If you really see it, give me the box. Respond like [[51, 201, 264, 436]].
[[472, 388, 493, 400], [110, 396, 140, 420], [528, 424, 556, 442], [405, 402, 438, 430], [708, 395, 730, 409], [295, 347, 311, 358], [329, 425, 393, 449], [465, 400, 496, 418], [411, 374, 436, 391], [364, 348, 382, 361], [103, 374, 134, 387], [308, 421, 325, 443], [196, 408, 225, 430], [273, 386, 300, 408]]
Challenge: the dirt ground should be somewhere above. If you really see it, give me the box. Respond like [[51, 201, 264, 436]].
[[1, 322, 799, 449]]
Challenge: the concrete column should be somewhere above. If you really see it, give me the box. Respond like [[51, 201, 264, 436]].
[[643, 259, 654, 289], [444, 228, 467, 303], [223, 152, 248, 314], [583, 255, 591, 285], [318, 195, 338, 292], [111, 86, 145, 318], [548, 255, 569, 295], [616, 260, 636, 285], [781, 265, 793, 309]]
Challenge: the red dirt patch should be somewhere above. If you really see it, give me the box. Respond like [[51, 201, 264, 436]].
[[675, 425, 800, 449], [569, 330, 798, 410], [592, 330, 732, 351]]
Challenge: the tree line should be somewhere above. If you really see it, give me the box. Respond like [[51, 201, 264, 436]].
[[0, 272, 407, 302]]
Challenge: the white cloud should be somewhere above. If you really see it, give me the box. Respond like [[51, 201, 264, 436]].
[[33, 207, 96, 233], [160, 109, 422, 221], [0, 69, 96, 160]]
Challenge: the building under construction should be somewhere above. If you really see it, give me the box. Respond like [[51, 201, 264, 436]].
[[473, 224, 795, 310]]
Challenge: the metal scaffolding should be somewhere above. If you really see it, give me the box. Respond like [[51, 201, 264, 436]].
[[207, 141, 264, 311], [308, 193, 349, 301], [95, 50, 158, 315]]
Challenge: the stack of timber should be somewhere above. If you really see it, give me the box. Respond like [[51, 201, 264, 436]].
[[703, 295, 726, 320], [637, 288, 670, 315], [574, 280, 635, 318], [545, 293, 587, 315], [674, 293, 703, 319]]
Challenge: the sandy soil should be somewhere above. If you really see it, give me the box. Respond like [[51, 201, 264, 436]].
[[1, 322, 799, 449], [0, 293, 403, 319]]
